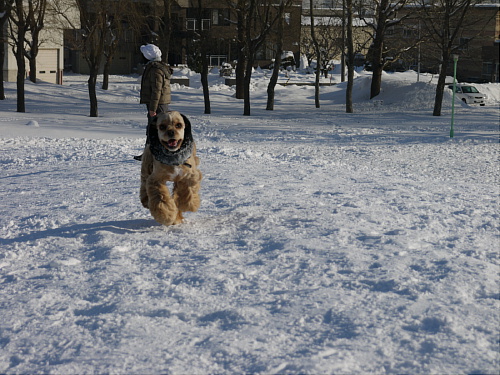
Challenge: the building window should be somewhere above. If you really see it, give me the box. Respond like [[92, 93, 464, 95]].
[[186, 18, 196, 30], [212, 9, 230, 26], [458, 37, 471, 52], [403, 28, 416, 39], [209, 55, 227, 66], [315, 0, 334, 9], [482, 62, 492, 75], [186, 8, 212, 30], [186, 18, 210, 31]]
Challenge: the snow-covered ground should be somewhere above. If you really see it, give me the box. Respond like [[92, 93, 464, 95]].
[[0, 68, 499, 374]]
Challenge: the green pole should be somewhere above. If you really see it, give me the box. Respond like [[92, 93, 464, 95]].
[[450, 54, 459, 138]]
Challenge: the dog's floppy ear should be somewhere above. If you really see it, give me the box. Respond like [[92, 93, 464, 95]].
[[180, 113, 193, 139]]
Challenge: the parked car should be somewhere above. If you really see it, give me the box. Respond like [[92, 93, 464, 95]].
[[448, 84, 486, 106]]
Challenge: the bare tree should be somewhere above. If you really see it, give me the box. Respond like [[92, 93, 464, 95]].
[[235, 0, 281, 115], [416, 0, 477, 116], [62, 0, 135, 115], [158, 0, 173, 63], [234, 0, 245, 100], [0, 0, 14, 100], [345, 0, 354, 113], [9, 0, 29, 112], [266, 13, 283, 111], [25, 0, 48, 83], [196, 0, 210, 114], [266, 0, 292, 111], [184, 3, 212, 114], [101, 1, 141, 90], [53, 0, 156, 115], [309, 0, 322, 108], [77, 0, 110, 116], [51, 0, 104, 116], [302, 1, 344, 80], [8, 0, 49, 88], [358, 0, 410, 99], [101, 13, 119, 90]]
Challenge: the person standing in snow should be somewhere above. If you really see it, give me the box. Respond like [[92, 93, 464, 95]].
[[135, 44, 173, 161]]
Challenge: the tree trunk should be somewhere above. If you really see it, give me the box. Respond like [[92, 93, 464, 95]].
[[88, 70, 98, 117], [432, 0, 462, 117], [0, 34, 6, 100], [0, 1, 10, 100], [16, 54, 25, 112], [432, 3, 450, 117], [160, 0, 173, 62], [369, 37, 384, 99], [369, 0, 388, 99], [266, 12, 284, 111], [29, 56, 37, 83], [243, 56, 254, 116], [238, 0, 280, 112], [28, 42, 39, 83], [266, 52, 282, 111], [341, 3, 345, 83], [310, 0, 320, 108], [235, 4, 245, 100], [16, 27, 26, 112], [345, 0, 354, 113], [433, 56, 449, 116], [201, 54, 211, 114], [314, 63, 320, 108], [102, 57, 111, 90], [26, 0, 48, 85], [195, 0, 210, 114]]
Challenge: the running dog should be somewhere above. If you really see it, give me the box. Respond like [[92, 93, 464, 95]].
[[140, 111, 202, 225]]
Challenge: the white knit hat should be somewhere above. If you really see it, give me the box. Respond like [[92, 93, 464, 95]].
[[140, 44, 162, 61]]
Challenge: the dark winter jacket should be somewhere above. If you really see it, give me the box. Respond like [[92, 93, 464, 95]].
[[140, 61, 172, 111]]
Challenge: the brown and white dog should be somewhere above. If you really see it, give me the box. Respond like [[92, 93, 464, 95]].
[[140, 111, 202, 225]]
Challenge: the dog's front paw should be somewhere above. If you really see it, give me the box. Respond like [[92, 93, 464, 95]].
[[150, 201, 180, 226], [174, 211, 184, 225]]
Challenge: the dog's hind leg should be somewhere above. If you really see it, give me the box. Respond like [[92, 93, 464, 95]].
[[147, 177, 182, 225]]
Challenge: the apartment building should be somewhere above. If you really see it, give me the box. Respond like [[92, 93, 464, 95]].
[[384, 2, 499, 82], [3, 1, 498, 83], [65, 0, 303, 75]]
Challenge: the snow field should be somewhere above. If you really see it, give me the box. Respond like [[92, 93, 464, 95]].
[[0, 69, 499, 374]]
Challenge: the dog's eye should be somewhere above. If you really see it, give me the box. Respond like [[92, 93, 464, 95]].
[[175, 123, 183, 129], [159, 124, 166, 131]]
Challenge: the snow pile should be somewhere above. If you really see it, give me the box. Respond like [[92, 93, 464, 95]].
[[0, 70, 499, 374]]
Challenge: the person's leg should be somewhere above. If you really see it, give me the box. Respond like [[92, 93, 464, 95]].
[[134, 104, 153, 161]]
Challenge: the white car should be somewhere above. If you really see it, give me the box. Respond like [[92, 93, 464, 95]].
[[448, 84, 486, 106]]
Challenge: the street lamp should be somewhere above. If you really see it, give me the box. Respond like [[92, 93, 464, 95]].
[[450, 54, 459, 138]]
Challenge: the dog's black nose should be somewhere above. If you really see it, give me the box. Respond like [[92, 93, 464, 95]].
[[167, 130, 175, 137]]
